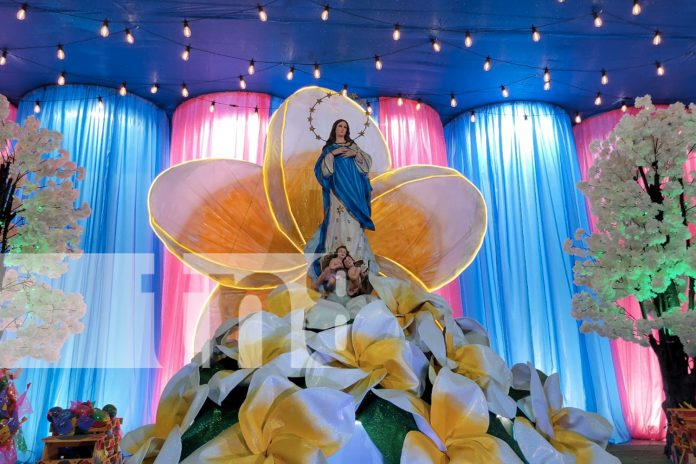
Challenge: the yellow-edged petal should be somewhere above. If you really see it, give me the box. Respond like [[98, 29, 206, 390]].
[[369, 275, 450, 329], [401, 431, 448, 464], [351, 300, 404, 355], [369, 165, 487, 291], [359, 338, 420, 392], [447, 435, 523, 464], [263, 86, 390, 248], [267, 438, 328, 464], [149, 158, 307, 289], [197, 423, 262, 463], [266, 281, 321, 317], [550, 429, 619, 464]]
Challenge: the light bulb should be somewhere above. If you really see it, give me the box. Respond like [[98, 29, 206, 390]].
[[470, 111, 476, 123], [544, 80, 551, 91], [621, 102, 627, 112], [57, 71, 66, 86], [393, 24, 401, 41], [374, 55, 382, 70], [97, 96, 104, 109], [321, 5, 329, 21], [593, 12, 603, 28], [181, 83, 189, 97], [501, 85, 509, 98], [483, 56, 491, 71], [183, 20, 192, 38], [181, 45, 191, 61], [258, 5, 267, 21], [125, 28, 135, 44], [543, 67, 550, 82], [632, 0, 641, 15], [209, 101, 215, 112], [16, 4, 27, 21], [248, 59, 255, 75], [33, 100, 40, 113], [0, 50, 6, 66], [531, 26, 540, 42], [366, 102, 372, 114], [100, 19, 110, 37], [150, 83, 159, 94], [594, 92, 602, 105], [653, 30, 661, 45], [450, 94, 457, 107], [239, 75, 247, 89], [431, 38, 441, 52], [342, 84, 348, 96], [286, 67, 294, 80], [464, 31, 473, 47], [56, 44, 65, 60], [313, 63, 320, 79], [397, 95, 403, 106], [416, 99, 421, 111], [656, 62, 664, 76], [601, 69, 608, 85], [119, 82, 127, 96], [575, 112, 582, 123]]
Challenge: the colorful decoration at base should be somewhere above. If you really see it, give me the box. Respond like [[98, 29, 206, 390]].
[[668, 407, 696, 463], [127, 281, 620, 464], [0, 369, 30, 464]]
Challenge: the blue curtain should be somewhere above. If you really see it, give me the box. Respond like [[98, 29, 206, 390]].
[[14, 85, 169, 461], [444, 101, 629, 443]]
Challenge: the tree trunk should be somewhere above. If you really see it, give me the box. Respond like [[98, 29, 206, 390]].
[[649, 329, 696, 456]]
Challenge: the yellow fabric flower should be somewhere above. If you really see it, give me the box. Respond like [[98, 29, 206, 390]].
[[186, 371, 355, 464], [374, 368, 523, 463]]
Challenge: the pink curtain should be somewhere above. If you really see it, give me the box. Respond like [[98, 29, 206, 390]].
[[8, 103, 17, 121], [154, 92, 272, 407], [573, 108, 666, 440], [379, 97, 464, 317]]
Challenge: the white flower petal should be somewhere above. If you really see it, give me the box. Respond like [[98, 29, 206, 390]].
[[513, 418, 571, 464], [208, 369, 254, 405]]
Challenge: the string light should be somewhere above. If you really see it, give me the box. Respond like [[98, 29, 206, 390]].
[[543, 67, 551, 82], [183, 20, 192, 38], [397, 94, 404, 106], [57, 71, 66, 86], [56, 44, 65, 60], [321, 5, 329, 21], [575, 112, 582, 123], [470, 111, 476, 123], [97, 96, 104, 109], [593, 12, 603, 28], [374, 55, 383, 70], [594, 92, 602, 105], [366, 102, 372, 114], [501, 85, 509, 98], [342, 84, 348, 96], [248, 59, 255, 75], [531, 26, 540, 42], [313, 63, 321, 79], [254, 105, 259, 114], [464, 31, 473, 47], [209, 101, 215, 113], [257, 5, 268, 22], [601, 69, 608, 85], [181, 45, 191, 61], [483, 56, 491, 71], [150, 83, 159, 94], [0, 50, 6, 66], [656, 61, 664, 76], [119, 82, 127, 96], [431, 38, 441, 52], [416, 99, 422, 111], [100, 19, 110, 37], [632, 0, 642, 15], [286, 66, 294, 80], [16, 4, 27, 21], [33, 100, 40, 114], [450, 93, 457, 107], [544, 80, 551, 91], [621, 101, 628, 112], [653, 30, 662, 45], [181, 83, 189, 97], [393, 24, 401, 41], [239, 75, 247, 89], [125, 28, 135, 44]]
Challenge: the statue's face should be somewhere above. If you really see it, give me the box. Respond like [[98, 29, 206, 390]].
[[336, 247, 347, 259], [336, 121, 348, 138], [343, 256, 354, 268], [329, 257, 343, 270]]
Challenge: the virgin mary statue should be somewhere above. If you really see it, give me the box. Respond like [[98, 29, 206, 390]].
[[305, 119, 380, 277]]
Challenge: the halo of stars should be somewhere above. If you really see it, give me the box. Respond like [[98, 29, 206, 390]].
[[308, 91, 372, 142]]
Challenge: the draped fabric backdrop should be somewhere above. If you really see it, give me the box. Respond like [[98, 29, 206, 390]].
[[444, 101, 629, 442], [573, 108, 666, 439], [8, 102, 16, 121], [15, 85, 170, 460], [154, 92, 272, 407], [378, 97, 463, 316]]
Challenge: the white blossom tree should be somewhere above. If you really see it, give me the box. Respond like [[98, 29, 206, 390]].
[[566, 96, 696, 451], [0, 94, 90, 366]]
